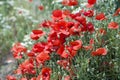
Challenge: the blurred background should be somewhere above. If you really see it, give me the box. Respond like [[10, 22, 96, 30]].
[[0, 0, 120, 79]]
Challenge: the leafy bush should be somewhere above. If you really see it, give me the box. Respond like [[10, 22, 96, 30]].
[[4, 0, 120, 80]]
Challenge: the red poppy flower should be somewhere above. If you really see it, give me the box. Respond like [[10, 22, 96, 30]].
[[11, 43, 27, 53], [16, 59, 36, 75], [113, 8, 120, 16], [68, 0, 78, 6], [38, 67, 52, 80], [36, 51, 50, 63], [69, 22, 81, 35], [40, 20, 52, 28], [95, 13, 106, 20], [67, 46, 77, 57], [42, 67, 52, 80], [48, 31, 68, 48], [86, 22, 95, 33], [66, 21, 74, 29], [52, 9, 62, 18], [88, 0, 96, 5], [47, 31, 61, 47], [75, 16, 86, 26], [52, 20, 68, 31], [69, 25, 81, 35], [62, 0, 78, 6], [59, 32, 69, 43], [69, 12, 81, 19], [11, 43, 27, 59], [38, 6, 44, 11], [27, 51, 36, 57], [57, 45, 69, 58], [52, 10, 62, 17], [47, 31, 58, 41], [32, 43, 45, 53], [108, 22, 119, 29], [91, 48, 107, 56], [83, 10, 94, 17], [70, 40, 82, 51], [6, 75, 16, 80], [30, 29, 45, 40]]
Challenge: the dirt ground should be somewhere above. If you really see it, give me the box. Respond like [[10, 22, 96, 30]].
[[0, 54, 16, 80]]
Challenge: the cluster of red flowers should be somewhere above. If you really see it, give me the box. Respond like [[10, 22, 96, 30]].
[[8, 0, 120, 80], [62, 0, 78, 6]]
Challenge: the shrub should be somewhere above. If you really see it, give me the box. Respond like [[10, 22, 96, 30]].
[[8, 0, 120, 80]]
